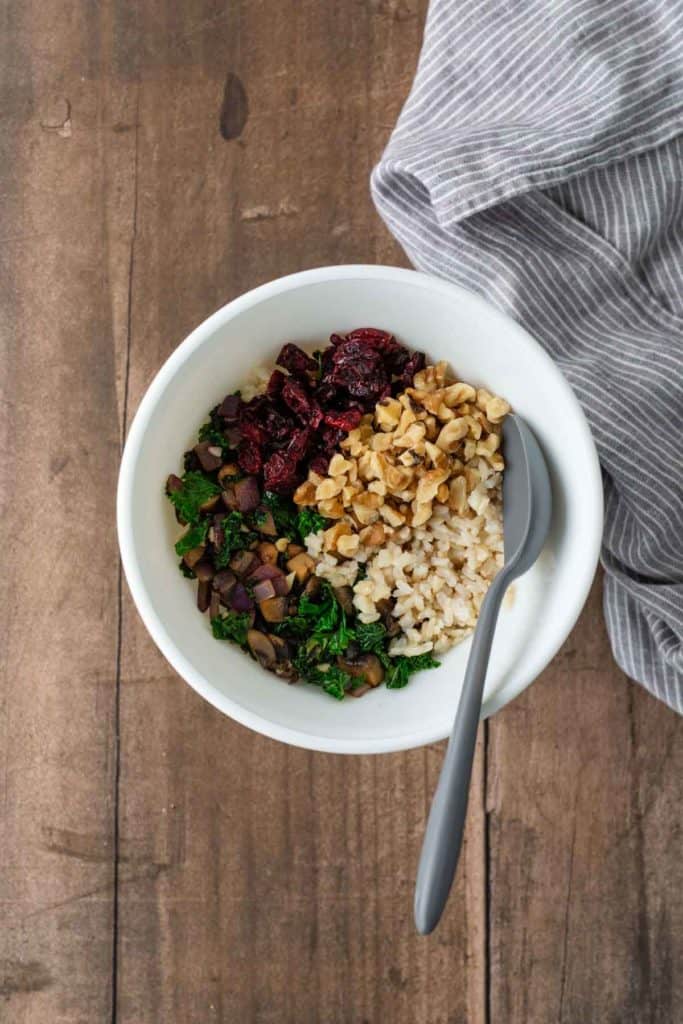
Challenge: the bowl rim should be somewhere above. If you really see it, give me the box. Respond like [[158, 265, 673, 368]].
[[117, 264, 603, 754]]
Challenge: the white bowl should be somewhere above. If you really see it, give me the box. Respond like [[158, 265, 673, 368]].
[[117, 265, 602, 754]]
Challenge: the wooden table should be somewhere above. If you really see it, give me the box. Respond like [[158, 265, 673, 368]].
[[2, 2, 681, 1021]]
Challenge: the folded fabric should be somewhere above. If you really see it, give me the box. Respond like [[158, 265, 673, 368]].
[[372, 0, 683, 712]]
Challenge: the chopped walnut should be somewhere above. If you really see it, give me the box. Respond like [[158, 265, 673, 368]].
[[293, 360, 509, 562]]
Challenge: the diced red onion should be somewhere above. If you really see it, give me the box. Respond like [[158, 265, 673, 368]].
[[229, 582, 254, 612], [248, 563, 284, 582], [234, 476, 261, 512], [272, 575, 293, 596], [253, 579, 277, 602]]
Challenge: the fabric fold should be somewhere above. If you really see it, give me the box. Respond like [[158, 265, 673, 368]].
[[372, 0, 683, 711]]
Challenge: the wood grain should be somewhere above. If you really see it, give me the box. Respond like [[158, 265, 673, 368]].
[[0, 0, 143, 1019], [1, 1, 681, 1022], [114, 1, 484, 1021], [488, 580, 683, 1023]]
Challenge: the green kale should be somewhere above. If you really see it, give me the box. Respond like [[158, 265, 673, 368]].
[[197, 404, 236, 458], [273, 616, 310, 639], [306, 664, 353, 701], [301, 581, 340, 633], [174, 520, 209, 557], [214, 511, 257, 569], [296, 507, 326, 541], [385, 652, 440, 689], [292, 641, 317, 677], [355, 621, 391, 666], [261, 493, 326, 544], [179, 560, 196, 579], [167, 471, 220, 525], [198, 423, 225, 448], [313, 350, 323, 380], [322, 618, 355, 656], [301, 582, 352, 648], [211, 612, 251, 647], [261, 492, 298, 540], [355, 621, 387, 652], [281, 581, 353, 669], [280, 580, 339, 636]]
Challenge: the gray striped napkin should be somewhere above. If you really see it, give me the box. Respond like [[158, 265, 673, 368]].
[[372, 0, 683, 712]]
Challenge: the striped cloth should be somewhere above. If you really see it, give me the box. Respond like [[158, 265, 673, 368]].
[[371, 0, 683, 713]]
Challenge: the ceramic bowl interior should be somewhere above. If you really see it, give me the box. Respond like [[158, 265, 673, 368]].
[[117, 266, 602, 753]]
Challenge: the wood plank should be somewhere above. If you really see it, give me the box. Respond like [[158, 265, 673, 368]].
[[0, 1, 138, 1020], [115, 1, 486, 1021], [487, 578, 683, 1022], [7, 1, 680, 1021]]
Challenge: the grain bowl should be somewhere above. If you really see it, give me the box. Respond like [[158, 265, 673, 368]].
[[117, 266, 602, 753]]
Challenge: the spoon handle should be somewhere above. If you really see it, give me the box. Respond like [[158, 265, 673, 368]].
[[414, 574, 508, 935]]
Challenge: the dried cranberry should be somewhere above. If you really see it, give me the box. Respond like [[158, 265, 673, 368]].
[[330, 340, 389, 402], [323, 407, 363, 432], [332, 328, 414, 379], [386, 347, 410, 375], [320, 424, 343, 449], [318, 347, 336, 383], [239, 398, 267, 446], [345, 328, 395, 351], [220, 328, 425, 497], [276, 343, 317, 377], [263, 452, 301, 493], [240, 419, 265, 447], [314, 381, 340, 406], [288, 426, 312, 460], [281, 378, 316, 422], [267, 370, 286, 398], [397, 349, 426, 389], [241, 395, 292, 446], [264, 408, 295, 443], [238, 442, 262, 475], [309, 454, 330, 476]]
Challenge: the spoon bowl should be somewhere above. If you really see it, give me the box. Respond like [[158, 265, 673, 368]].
[[502, 415, 552, 574]]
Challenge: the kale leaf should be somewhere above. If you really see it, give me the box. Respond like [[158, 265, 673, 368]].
[[198, 404, 234, 457], [214, 511, 257, 569], [280, 581, 353, 673], [302, 581, 340, 633], [211, 612, 251, 647], [175, 520, 209, 557], [306, 664, 353, 701], [355, 621, 392, 666], [296, 507, 326, 541], [167, 471, 220, 525], [261, 493, 325, 544], [385, 652, 440, 689], [253, 508, 269, 528], [279, 580, 339, 636], [262, 491, 298, 540], [198, 423, 225, 448], [355, 621, 387, 651]]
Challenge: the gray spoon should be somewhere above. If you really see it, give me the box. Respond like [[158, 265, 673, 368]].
[[414, 413, 552, 935]]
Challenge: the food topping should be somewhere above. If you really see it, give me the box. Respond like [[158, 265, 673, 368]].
[[166, 329, 509, 697]]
